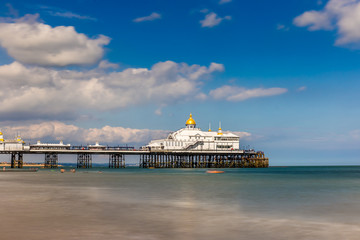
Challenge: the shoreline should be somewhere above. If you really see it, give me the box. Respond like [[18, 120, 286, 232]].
[[0, 163, 63, 167]]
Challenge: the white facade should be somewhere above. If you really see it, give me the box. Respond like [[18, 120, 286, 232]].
[[145, 114, 240, 151], [88, 142, 106, 150], [29, 140, 71, 150], [0, 132, 25, 151]]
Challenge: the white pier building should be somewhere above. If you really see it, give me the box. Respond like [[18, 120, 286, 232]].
[[30, 140, 71, 150], [0, 131, 25, 150], [145, 114, 240, 151]]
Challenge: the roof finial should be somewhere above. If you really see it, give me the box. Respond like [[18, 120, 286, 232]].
[[217, 121, 223, 135], [208, 123, 211, 132]]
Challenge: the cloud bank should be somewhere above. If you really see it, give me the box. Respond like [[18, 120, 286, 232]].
[[2, 121, 169, 145], [294, 0, 360, 46], [0, 61, 223, 121], [0, 14, 109, 66]]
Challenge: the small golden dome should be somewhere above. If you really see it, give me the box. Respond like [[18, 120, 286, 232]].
[[185, 113, 196, 125], [217, 127, 223, 135]]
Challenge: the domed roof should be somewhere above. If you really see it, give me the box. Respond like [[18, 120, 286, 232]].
[[185, 113, 196, 125]]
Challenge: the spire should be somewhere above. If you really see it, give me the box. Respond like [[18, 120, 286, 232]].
[[208, 123, 211, 132], [0, 129, 3, 142], [217, 121, 223, 135]]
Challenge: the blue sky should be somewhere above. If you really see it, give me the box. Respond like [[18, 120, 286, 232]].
[[0, 0, 359, 165]]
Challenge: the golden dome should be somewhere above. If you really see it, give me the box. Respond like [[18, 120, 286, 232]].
[[217, 127, 223, 135], [185, 113, 196, 125]]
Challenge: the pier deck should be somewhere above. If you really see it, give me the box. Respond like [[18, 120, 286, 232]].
[[0, 149, 268, 169]]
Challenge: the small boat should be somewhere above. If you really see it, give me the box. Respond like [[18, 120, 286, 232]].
[[206, 170, 225, 174]]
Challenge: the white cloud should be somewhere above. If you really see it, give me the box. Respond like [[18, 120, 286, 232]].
[[293, 0, 360, 46], [48, 11, 97, 21], [98, 60, 119, 69], [219, 0, 232, 4], [200, 9, 209, 13], [209, 85, 288, 101], [276, 24, 290, 31], [6, 3, 19, 17], [200, 12, 231, 28], [1, 121, 253, 146], [0, 14, 110, 66], [297, 86, 307, 91], [349, 129, 360, 140], [293, 10, 333, 31], [133, 12, 161, 22], [0, 61, 223, 121], [227, 131, 251, 139], [38, 5, 97, 21], [2, 121, 169, 145]]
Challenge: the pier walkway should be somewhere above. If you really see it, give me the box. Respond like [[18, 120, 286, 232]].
[[0, 149, 269, 169]]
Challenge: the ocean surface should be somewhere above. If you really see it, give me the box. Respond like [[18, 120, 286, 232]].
[[1, 166, 360, 240]]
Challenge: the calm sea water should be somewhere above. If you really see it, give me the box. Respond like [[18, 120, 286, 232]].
[[1, 166, 360, 240]]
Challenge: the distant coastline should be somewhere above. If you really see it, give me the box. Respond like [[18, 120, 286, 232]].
[[0, 162, 62, 167]]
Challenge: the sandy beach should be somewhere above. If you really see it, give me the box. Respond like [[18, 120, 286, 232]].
[[0, 162, 63, 167]]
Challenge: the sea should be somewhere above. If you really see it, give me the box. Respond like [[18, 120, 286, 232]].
[[1, 166, 360, 240]]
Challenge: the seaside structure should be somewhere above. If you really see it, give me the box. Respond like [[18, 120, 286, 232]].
[[0, 131, 25, 151], [0, 114, 269, 169], [30, 140, 71, 150], [0, 132, 25, 168], [140, 114, 268, 168], [145, 114, 239, 151], [88, 142, 106, 150]]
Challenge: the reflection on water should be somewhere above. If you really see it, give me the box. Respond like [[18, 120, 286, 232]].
[[1, 166, 360, 239]]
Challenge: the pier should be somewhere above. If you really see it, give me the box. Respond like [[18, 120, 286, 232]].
[[0, 114, 269, 169], [0, 149, 269, 169]]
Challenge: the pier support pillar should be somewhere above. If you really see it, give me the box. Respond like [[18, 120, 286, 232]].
[[11, 152, 23, 168], [139, 152, 269, 169], [44, 153, 58, 168], [77, 154, 92, 168], [109, 154, 125, 168]]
